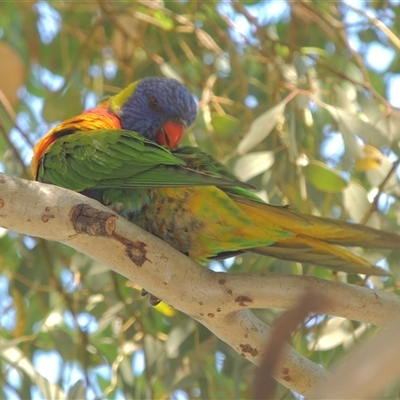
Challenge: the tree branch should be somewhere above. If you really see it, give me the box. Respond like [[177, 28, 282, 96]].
[[2, 173, 400, 395]]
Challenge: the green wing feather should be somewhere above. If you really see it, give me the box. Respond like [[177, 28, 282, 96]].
[[174, 146, 265, 203], [36, 129, 254, 192]]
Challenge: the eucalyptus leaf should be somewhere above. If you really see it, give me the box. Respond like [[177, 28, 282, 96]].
[[0, 41, 26, 106], [68, 381, 86, 400], [43, 88, 82, 123], [334, 84, 357, 112], [237, 99, 286, 154], [160, 62, 183, 82], [358, 95, 382, 121], [343, 182, 366, 210], [153, 10, 175, 30], [233, 151, 274, 181], [0, 341, 67, 400], [211, 113, 241, 136], [366, 156, 400, 196], [165, 319, 196, 358], [376, 111, 400, 142], [327, 106, 389, 149], [304, 161, 348, 193], [343, 182, 377, 225]]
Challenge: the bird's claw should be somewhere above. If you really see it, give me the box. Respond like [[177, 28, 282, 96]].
[[140, 288, 161, 306]]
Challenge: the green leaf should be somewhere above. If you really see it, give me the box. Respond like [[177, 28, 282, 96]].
[[334, 84, 357, 112], [211, 113, 241, 137], [327, 106, 389, 149], [160, 62, 183, 81], [343, 182, 380, 227], [237, 99, 287, 154], [0, 41, 26, 106], [165, 319, 196, 358], [358, 29, 380, 43], [42, 88, 82, 123], [342, 182, 368, 222], [68, 381, 86, 400], [366, 155, 400, 196], [52, 329, 76, 361], [376, 110, 400, 142], [153, 10, 175, 30], [300, 46, 330, 58], [0, 343, 67, 399], [304, 161, 348, 193], [233, 151, 274, 181]]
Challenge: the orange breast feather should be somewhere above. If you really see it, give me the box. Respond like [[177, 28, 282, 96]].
[[32, 108, 121, 178]]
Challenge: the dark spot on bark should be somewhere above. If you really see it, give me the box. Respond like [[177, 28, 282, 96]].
[[45, 206, 51, 212], [207, 313, 215, 318], [216, 308, 221, 312], [374, 291, 379, 299], [283, 376, 292, 382], [198, 301, 203, 306], [227, 290, 232, 296], [113, 233, 150, 267], [0, 199, 4, 209], [239, 344, 258, 357], [282, 368, 289, 375], [244, 333, 248, 338], [218, 278, 226, 285], [41, 214, 54, 223], [235, 295, 252, 306], [126, 241, 149, 267], [0, 178, 5, 184], [71, 204, 116, 236], [199, 313, 204, 316]]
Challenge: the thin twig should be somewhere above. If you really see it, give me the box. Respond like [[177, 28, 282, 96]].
[[345, 4, 400, 51], [361, 159, 400, 225]]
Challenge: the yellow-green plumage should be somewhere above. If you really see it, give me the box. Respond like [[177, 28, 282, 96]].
[[130, 186, 292, 262]]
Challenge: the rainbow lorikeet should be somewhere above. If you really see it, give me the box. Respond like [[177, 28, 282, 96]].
[[33, 78, 399, 282]]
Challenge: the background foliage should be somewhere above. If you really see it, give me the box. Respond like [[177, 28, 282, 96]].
[[1, 1, 400, 399]]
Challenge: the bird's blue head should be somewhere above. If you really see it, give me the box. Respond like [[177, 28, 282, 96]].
[[116, 77, 197, 148]]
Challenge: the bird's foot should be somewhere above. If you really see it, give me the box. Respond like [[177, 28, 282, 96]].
[[140, 288, 161, 306]]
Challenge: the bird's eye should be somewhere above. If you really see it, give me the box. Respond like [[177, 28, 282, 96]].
[[147, 96, 160, 111]]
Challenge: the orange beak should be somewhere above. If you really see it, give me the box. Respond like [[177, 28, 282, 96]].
[[156, 120, 185, 149]]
